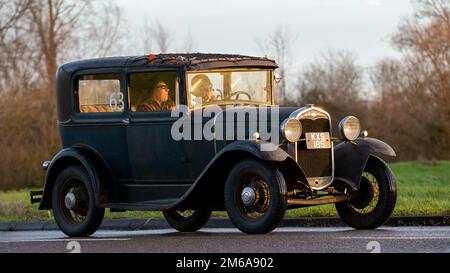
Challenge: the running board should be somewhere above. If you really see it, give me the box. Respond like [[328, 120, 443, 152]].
[[103, 199, 179, 211], [287, 193, 357, 206]]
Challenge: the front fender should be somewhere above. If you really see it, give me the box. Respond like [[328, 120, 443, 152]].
[[217, 140, 292, 162], [334, 137, 396, 190], [39, 147, 104, 210], [168, 140, 305, 210]]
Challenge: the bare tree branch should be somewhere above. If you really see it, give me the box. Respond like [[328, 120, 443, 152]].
[[256, 25, 297, 105], [0, 0, 31, 46], [140, 19, 174, 54]]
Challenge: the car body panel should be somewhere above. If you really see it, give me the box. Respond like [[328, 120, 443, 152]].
[[334, 137, 396, 190], [39, 147, 107, 209]]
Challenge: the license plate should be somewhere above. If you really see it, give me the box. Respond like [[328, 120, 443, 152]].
[[305, 132, 331, 149]]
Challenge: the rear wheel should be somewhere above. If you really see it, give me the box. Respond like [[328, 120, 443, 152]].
[[335, 159, 396, 229], [52, 165, 105, 237], [163, 208, 211, 232], [224, 158, 287, 234]]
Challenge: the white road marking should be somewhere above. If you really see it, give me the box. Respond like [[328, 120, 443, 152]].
[[0, 238, 131, 243], [338, 236, 450, 240]]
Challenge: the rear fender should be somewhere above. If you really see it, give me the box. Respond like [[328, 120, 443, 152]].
[[39, 147, 109, 209]]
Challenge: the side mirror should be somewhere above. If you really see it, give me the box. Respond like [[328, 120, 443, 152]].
[[274, 73, 282, 84]]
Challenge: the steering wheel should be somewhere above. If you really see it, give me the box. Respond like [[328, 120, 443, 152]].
[[213, 88, 224, 100], [227, 91, 252, 101]]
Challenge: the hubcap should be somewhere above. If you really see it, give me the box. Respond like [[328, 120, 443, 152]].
[[241, 187, 256, 206], [64, 192, 76, 210]]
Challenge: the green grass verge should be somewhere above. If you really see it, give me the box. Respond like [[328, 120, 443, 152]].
[[0, 161, 448, 222]]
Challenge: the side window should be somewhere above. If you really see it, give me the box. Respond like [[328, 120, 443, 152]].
[[128, 71, 178, 112], [77, 74, 123, 113]]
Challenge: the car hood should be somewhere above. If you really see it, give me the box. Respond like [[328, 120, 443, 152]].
[[187, 106, 301, 144]]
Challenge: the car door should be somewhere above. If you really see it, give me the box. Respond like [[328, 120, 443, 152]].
[[123, 69, 194, 203], [65, 68, 133, 186]]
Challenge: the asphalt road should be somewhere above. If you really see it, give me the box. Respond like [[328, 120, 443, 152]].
[[0, 226, 449, 253]]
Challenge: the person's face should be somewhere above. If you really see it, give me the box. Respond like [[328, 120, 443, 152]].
[[153, 82, 169, 103], [203, 85, 213, 101]]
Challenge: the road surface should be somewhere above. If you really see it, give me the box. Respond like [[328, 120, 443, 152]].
[[0, 226, 449, 253]]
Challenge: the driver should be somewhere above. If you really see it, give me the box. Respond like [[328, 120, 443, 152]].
[[190, 74, 213, 107]]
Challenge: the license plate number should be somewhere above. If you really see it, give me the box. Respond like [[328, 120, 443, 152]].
[[305, 132, 331, 149]]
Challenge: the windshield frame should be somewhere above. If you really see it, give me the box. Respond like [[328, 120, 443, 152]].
[[185, 68, 274, 109]]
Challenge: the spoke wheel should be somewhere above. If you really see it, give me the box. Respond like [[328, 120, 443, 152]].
[[59, 179, 89, 224], [237, 175, 271, 219], [225, 158, 287, 234], [52, 166, 105, 237], [163, 207, 211, 232], [348, 174, 379, 214], [335, 158, 397, 230]]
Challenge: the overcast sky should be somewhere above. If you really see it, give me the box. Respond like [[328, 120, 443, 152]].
[[115, 0, 414, 68]]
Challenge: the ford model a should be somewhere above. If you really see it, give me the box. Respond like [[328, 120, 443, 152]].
[[30, 54, 397, 236]]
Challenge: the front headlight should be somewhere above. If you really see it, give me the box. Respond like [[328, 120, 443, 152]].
[[281, 118, 302, 143], [339, 116, 361, 141]]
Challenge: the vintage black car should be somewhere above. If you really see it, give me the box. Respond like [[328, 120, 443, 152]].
[[31, 53, 397, 236]]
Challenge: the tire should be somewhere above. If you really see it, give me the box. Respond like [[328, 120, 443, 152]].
[[224, 158, 287, 234], [163, 208, 212, 232], [52, 165, 105, 237], [335, 159, 397, 229]]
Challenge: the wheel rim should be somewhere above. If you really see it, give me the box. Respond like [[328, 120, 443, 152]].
[[348, 172, 380, 214], [175, 210, 195, 218], [237, 174, 271, 219], [59, 178, 89, 224]]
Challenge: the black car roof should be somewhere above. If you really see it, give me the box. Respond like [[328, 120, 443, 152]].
[[59, 53, 278, 73], [55, 53, 278, 123]]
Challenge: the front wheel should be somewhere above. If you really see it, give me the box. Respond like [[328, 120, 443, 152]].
[[224, 158, 287, 234], [335, 158, 397, 229], [52, 165, 105, 237], [163, 208, 212, 232]]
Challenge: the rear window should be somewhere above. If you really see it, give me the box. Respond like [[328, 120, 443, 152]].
[[77, 74, 123, 113]]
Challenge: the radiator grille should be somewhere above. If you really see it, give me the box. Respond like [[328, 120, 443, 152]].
[[297, 118, 332, 178]]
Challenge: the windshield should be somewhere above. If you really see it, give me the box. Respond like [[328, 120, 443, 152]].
[[186, 69, 273, 108]]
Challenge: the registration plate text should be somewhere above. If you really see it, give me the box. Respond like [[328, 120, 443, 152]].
[[305, 132, 331, 149]]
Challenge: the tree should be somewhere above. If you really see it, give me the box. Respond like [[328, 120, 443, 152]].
[[0, 0, 126, 191], [294, 50, 363, 107], [256, 25, 297, 105], [0, 0, 126, 93], [4, 0, 123, 91], [391, 0, 450, 159], [289, 50, 366, 136], [0, 0, 30, 46], [366, 0, 449, 160], [76, 2, 125, 58], [140, 19, 174, 54], [0, 0, 32, 93], [180, 29, 196, 53], [26, 0, 90, 89]]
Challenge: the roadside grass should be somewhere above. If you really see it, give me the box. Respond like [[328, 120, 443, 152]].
[[0, 161, 448, 222]]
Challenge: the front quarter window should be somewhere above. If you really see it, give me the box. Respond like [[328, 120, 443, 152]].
[[186, 69, 273, 109]]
